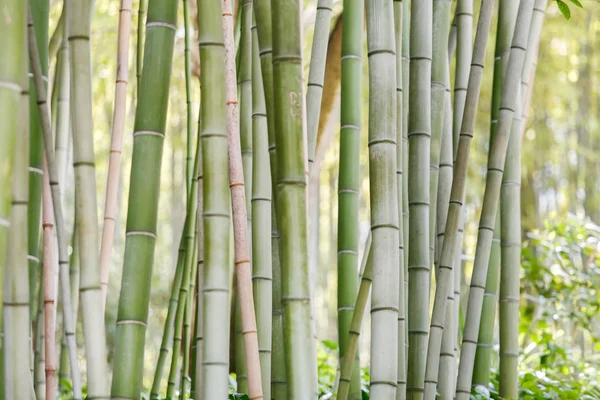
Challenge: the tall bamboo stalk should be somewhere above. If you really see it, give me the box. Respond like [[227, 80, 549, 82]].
[[192, 131, 204, 400], [393, 1, 406, 398], [2, 8, 29, 392], [252, 0, 287, 394], [454, 2, 535, 398], [181, 236, 198, 396], [306, 0, 333, 170], [251, 13, 273, 399], [59, 225, 79, 382], [271, 0, 316, 394], [418, 0, 496, 397], [27, 0, 49, 325], [34, 277, 46, 400], [184, 0, 194, 198], [28, 9, 83, 397], [54, 1, 70, 189], [110, 0, 178, 397], [435, 62, 454, 400], [100, 0, 133, 310], [472, 0, 518, 388], [338, 0, 363, 396], [366, 0, 399, 398], [407, 0, 432, 395], [338, 235, 372, 400], [42, 156, 57, 400], [197, 0, 232, 395], [223, 0, 264, 395], [69, 0, 111, 393]]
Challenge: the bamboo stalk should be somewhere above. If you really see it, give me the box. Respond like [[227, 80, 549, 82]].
[[136, 0, 148, 97], [454, 1, 535, 397], [99, 0, 133, 310], [109, 0, 179, 397], [337, 235, 372, 400], [27, 7, 83, 398], [223, 0, 264, 395], [251, 13, 273, 399], [338, 0, 363, 396], [192, 130, 204, 400], [42, 156, 57, 400], [418, 0, 496, 397], [393, 1, 406, 398]]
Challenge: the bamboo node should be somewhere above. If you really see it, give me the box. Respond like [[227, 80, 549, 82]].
[[116, 319, 148, 327], [146, 21, 177, 31]]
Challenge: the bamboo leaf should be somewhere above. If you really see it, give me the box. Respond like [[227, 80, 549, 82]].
[[556, 0, 570, 19], [569, 0, 582, 8]]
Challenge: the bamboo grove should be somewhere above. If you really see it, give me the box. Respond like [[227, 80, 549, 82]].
[[0, 0, 585, 398]]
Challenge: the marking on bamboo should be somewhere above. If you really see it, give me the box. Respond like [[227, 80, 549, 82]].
[[289, 91, 302, 117], [341, 54, 361, 61], [337, 249, 358, 255], [116, 319, 148, 327], [147, 21, 177, 30], [126, 230, 157, 239], [371, 380, 397, 387], [133, 130, 165, 138], [0, 80, 22, 92], [28, 255, 40, 263], [29, 166, 43, 175]]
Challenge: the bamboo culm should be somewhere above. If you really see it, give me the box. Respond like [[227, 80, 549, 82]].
[[455, 1, 535, 397], [27, 7, 83, 398]]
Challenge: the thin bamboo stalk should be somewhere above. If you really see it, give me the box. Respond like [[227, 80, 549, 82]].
[[54, 1, 70, 193], [435, 62, 454, 400], [136, 0, 148, 97], [58, 226, 79, 382], [337, 235, 372, 400], [42, 156, 57, 400], [198, 0, 232, 394], [28, 8, 83, 398], [367, 0, 399, 397], [407, 0, 432, 395], [49, 13, 63, 66], [192, 130, 204, 400], [338, 0, 363, 396], [99, 0, 133, 310], [223, 0, 264, 395], [393, 1, 406, 398], [251, 13, 273, 398], [454, 2, 535, 397], [2, 11, 30, 393], [472, 0, 518, 388], [306, 0, 333, 170], [34, 278, 46, 400], [109, 0, 179, 397], [419, 0, 496, 397]]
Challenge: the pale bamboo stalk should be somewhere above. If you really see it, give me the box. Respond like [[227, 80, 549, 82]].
[[223, 0, 264, 397], [42, 156, 57, 400], [27, 8, 83, 398], [100, 0, 133, 310]]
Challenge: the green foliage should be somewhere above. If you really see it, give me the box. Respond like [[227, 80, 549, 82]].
[[555, 0, 582, 20]]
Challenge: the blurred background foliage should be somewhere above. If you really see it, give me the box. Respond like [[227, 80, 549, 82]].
[[46, 0, 600, 396]]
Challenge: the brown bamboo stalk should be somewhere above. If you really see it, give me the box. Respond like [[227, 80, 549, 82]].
[[99, 0, 133, 310], [222, 0, 263, 398], [42, 155, 57, 400]]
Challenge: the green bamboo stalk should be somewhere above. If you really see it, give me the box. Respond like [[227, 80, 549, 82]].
[[48, 13, 63, 67], [435, 63, 454, 400], [28, 9, 83, 397], [27, 0, 49, 329], [58, 226, 79, 382], [99, 0, 133, 309], [472, 0, 518, 389], [251, 16, 273, 398], [454, 2, 535, 398], [68, 0, 110, 392], [2, 8, 29, 392], [338, 0, 363, 396], [181, 237, 198, 397], [367, 0, 399, 397], [407, 0, 432, 395], [54, 1, 70, 193], [223, 0, 264, 394], [110, 0, 178, 397], [428, 0, 451, 291], [337, 235, 372, 400], [34, 277, 46, 400], [197, 0, 232, 395], [306, 0, 333, 170], [393, 1, 406, 398], [418, 0, 496, 397], [271, 0, 316, 393], [447, 13, 456, 64], [252, 0, 287, 394], [136, 0, 148, 98], [184, 0, 194, 198]]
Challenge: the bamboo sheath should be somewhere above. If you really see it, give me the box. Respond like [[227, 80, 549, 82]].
[[27, 7, 83, 398], [100, 0, 133, 310]]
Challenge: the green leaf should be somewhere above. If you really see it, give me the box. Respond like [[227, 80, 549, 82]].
[[556, 0, 571, 19], [569, 0, 583, 7], [322, 339, 338, 350]]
